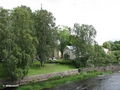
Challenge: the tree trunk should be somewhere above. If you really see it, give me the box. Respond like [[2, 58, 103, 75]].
[[40, 60, 44, 67], [61, 52, 63, 59]]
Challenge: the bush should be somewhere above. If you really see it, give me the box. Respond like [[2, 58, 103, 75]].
[[64, 53, 70, 60], [48, 76, 61, 81], [72, 58, 84, 68], [105, 54, 117, 65], [47, 59, 62, 63], [112, 50, 120, 60], [60, 60, 72, 64], [78, 68, 83, 72], [47, 59, 72, 65]]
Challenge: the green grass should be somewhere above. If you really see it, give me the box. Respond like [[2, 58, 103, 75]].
[[0, 61, 75, 78], [28, 61, 75, 76], [17, 70, 113, 90]]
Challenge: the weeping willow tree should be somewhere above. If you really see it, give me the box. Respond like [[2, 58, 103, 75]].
[[73, 23, 96, 67], [0, 6, 38, 81]]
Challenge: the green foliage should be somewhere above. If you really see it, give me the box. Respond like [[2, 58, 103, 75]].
[[0, 8, 11, 62], [105, 54, 117, 65], [48, 76, 61, 81], [111, 40, 120, 51], [112, 51, 120, 60], [0, 6, 38, 81], [0, 84, 4, 89], [94, 53, 117, 66], [87, 42, 107, 66], [72, 58, 85, 68], [85, 41, 118, 66], [118, 58, 120, 63], [0, 63, 6, 78], [27, 63, 75, 76], [64, 53, 70, 60], [112, 44, 120, 51], [72, 24, 96, 68], [102, 41, 111, 50], [17, 70, 112, 90], [34, 9, 56, 66], [114, 40, 120, 44], [47, 59, 72, 65], [57, 26, 70, 58], [78, 67, 83, 72]]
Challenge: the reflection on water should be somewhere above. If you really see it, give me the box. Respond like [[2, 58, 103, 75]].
[[51, 72, 120, 90]]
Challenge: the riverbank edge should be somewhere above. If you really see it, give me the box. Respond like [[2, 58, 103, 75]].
[[17, 70, 114, 90], [0, 65, 120, 89]]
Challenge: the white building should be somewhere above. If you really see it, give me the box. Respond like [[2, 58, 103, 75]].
[[103, 48, 109, 53], [63, 46, 76, 60]]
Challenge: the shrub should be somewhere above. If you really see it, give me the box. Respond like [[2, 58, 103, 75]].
[[48, 76, 61, 81], [47, 59, 62, 63], [60, 60, 72, 64], [112, 50, 120, 60], [72, 58, 84, 68], [47, 59, 72, 65], [64, 53, 70, 60], [78, 68, 82, 72], [105, 54, 117, 65]]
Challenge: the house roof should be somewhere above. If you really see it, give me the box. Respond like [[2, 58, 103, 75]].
[[67, 46, 74, 50]]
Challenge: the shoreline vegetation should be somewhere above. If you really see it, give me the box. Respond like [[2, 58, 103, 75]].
[[0, 61, 75, 79], [17, 70, 113, 90]]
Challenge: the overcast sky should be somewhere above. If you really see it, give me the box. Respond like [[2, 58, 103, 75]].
[[0, 0, 120, 45]]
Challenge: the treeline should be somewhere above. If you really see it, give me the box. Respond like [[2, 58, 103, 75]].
[[102, 41, 120, 63], [1, 5, 119, 81], [0, 6, 57, 80], [0, 5, 97, 80]]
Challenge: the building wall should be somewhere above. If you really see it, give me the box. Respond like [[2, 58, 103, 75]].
[[54, 49, 61, 58], [63, 48, 76, 60]]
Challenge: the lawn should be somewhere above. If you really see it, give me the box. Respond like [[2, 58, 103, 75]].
[[0, 61, 76, 78], [27, 61, 76, 76]]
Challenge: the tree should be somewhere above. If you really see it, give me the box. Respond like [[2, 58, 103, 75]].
[[0, 7, 10, 62], [105, 54, 117, 65], [73, 23, 96, 67], [111, 40, 120, 51], [2, 6, 38, 80], [57, 26, 70, 58], [34, 9, 56, 66], [114, 40, 120, 44], [112, 44, 120, 51], [93, 42, 106, 66], [102, 41, 111, 50]]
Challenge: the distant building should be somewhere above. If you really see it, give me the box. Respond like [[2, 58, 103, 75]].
[[54, 49, 61, 58], [103, 48, 109, 53], [63, 46, 76, 60]]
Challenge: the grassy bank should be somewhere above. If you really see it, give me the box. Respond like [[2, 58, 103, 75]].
[[28, 61, 75, 76], [17, 70, 113, 90], [0, 61, 75, 78]]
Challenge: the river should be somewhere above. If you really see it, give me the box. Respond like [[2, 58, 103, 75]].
[[2, 72, 120, 90], [50, 72, 120, 90]]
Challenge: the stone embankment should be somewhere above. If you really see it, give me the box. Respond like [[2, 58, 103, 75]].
[[20, 69, 78, 85], [1, 66, 120, 85]]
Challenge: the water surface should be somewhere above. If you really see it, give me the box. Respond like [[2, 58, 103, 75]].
[[51, 72, 120, 90]]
